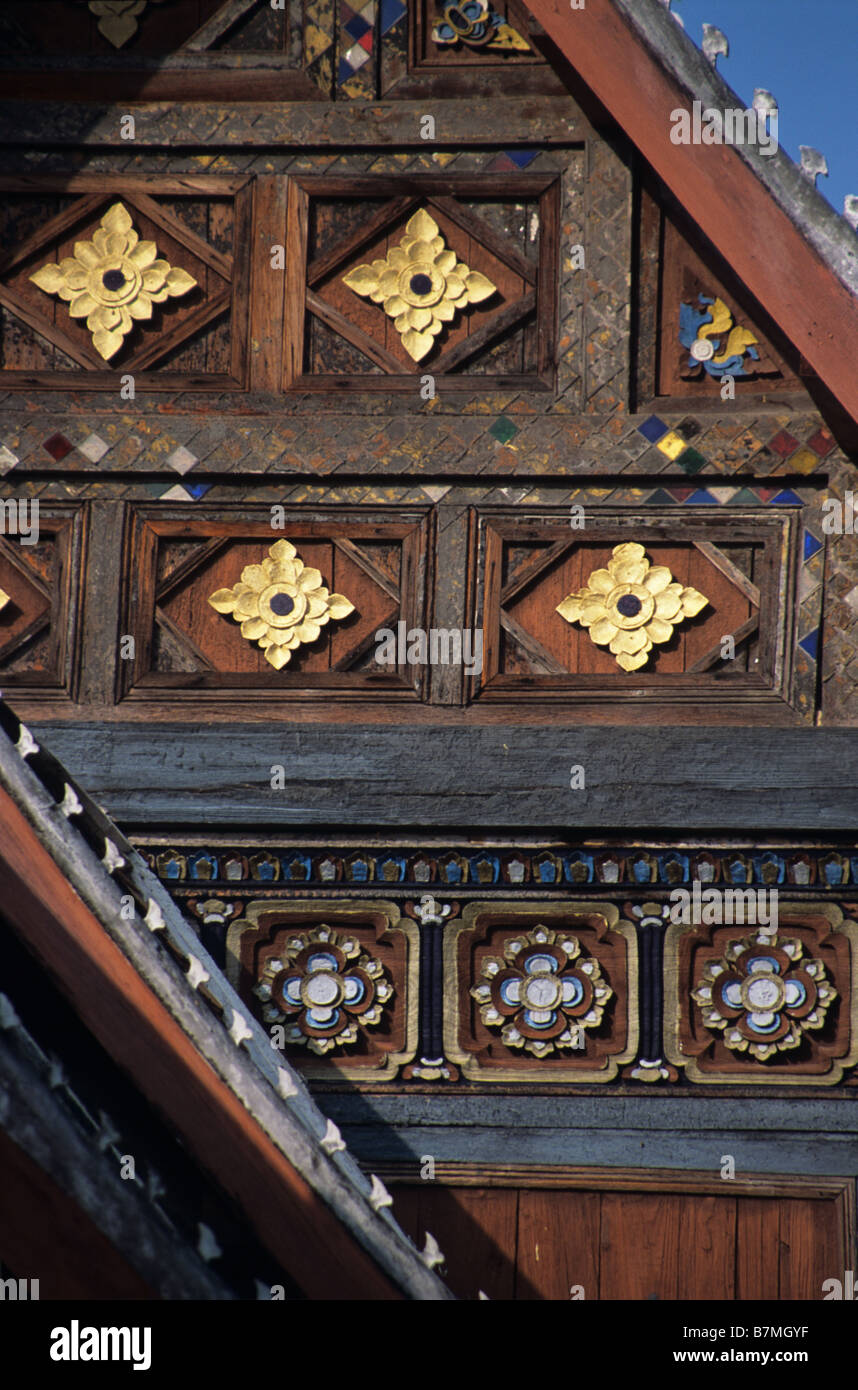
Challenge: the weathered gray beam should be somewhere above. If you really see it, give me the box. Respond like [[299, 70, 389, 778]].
[[31, 723, 858, 830], [0, 97, 586, 148], [321, 1093, 858, 1173]]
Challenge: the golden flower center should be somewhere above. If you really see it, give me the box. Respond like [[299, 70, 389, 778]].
[[740, 973, 785, 1013], [258, 582, 306, 628], [399, 261, 445, 307], [300, 971, 345, 1009], [606, 582, 655, 630], [90, 257, 142, 306]]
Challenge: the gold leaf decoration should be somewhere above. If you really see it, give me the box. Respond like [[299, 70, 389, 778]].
[[342, 207, 496, 362], [208, 539, 355, 671], [29, 202, 197, 362], [556, 542, 708, 672], [0, 588, 10, 613]]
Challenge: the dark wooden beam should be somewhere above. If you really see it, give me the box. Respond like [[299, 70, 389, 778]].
[[30, 723, 858, 831]]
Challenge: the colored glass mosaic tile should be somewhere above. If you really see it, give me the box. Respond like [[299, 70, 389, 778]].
[[504, 150, 541, 169], [647, 489, 677, 506], [731, 488, 762, 504], [771, 489, 803, 505], [43, 433, 73, 461], [638, 415, 668, 443], [787, 446, 821, 476], [489, 415, 518, 444], [798, 629, 819, 660], [686, 488, 717, 504], [769, 429, 799, 458], [807, 428, 835, 458], [0, 446, 20, 474], [676, 447, 707, 475], [380, 0, 406, 33], [656, 430, 687, 461], [804, 531, 823, 561]]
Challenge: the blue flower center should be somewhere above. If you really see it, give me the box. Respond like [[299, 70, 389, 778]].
[[269, 592, 294, 616], [102, 269, 126, 291], [410, 273, 433, 296], [616, 594, 642, 617]]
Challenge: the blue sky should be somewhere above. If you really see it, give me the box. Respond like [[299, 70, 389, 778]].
[[670, 0, 857, 215]]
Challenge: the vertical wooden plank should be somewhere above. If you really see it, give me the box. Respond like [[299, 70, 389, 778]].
[[681, 1195, 736, 1300], [516, 1189, 600, 1301], [396, 1186, 518, 1302], [250, 177, 288, 391], [779, 1199, 840, 1301], [599, 1193, 682, 1300], [736, 1198, 781, 1299], [283, 179, 308, 388]]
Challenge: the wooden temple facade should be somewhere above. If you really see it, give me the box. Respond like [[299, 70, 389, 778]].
[[1, 0, 857, 1301]]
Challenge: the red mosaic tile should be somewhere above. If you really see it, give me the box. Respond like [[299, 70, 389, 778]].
[[807, 428, 836, 457], [768, 430, 799, 459], [43, 433, 73, 461]]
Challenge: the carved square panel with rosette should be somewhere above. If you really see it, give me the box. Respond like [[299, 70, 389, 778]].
[[118, 505, 431, 706], [0, 180, 251, 390], [225, 899, 419, 1081], [286, 175, 559, 390], [0, 505, 84, 698], [474, 508, 805, 719], [664, 903, 858, 1085], [444, 902, 638, 1083]]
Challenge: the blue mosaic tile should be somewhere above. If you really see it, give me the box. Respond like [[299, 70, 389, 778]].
[[798, 629, 819, 660], [647, 488, 678, 506], [686, 488, 718, 504], [189, 853, 218, 880], [344, 12, 372, 40], [803, 530, 823, 561], [380, 0, 406, 32], [184, 482, 212, 499], [771, 489, 803, 506], [637, 415, 668, 443], [504, 149, 541, 168]]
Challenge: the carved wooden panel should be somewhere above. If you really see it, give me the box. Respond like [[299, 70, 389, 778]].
[[0, 178, 251, 390], [118, 506, 430, 705], [381, 1, 566, 99], [286, 175, 559, 390], [641, 199, 803, 403], [0, 2, 312, 101], [0, 504, 84, 695], [225, 898, 419, 1080], [665, 902, 858, 1085], [444, 902, 638, 1082], [475, 508, 800, 715]]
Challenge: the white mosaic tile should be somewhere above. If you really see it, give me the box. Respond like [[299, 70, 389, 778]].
[[165, 446, 199, 475]]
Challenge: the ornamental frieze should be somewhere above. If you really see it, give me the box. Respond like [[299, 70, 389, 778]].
[[226, 899, 418, 1080], [664, 902, 858, 1084]]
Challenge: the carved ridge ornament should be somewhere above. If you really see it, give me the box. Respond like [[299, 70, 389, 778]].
[[471, 924, 612, 1058], [87, 1, 167, 49], [29, 203, 197, 361], [679, 294, 760, 379], [432, 1, 530, 51], [254, 924, 393, 1055], [691, 930, 837, 1062], [341, 208, 496, 362], [556, 542, 708, 672], [208, 538, 355, 670]]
